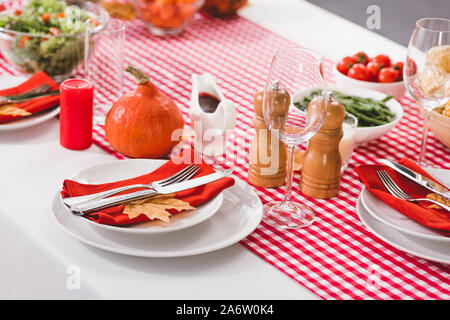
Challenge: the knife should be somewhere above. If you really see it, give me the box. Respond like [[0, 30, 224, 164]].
[[68, 169, 233, 214], [377, 159, 450, 199]]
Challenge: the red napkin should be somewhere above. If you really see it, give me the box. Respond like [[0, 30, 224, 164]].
[[355, 158, 450, 234], [61, 149, 235, 226], [0, 71, 60, 123]]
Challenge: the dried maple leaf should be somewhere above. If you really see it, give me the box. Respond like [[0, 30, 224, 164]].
[[0, 104, 31, 117], [123, 194, 195, 222]]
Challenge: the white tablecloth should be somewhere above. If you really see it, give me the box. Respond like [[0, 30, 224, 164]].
[[0, 0, 405, 299]]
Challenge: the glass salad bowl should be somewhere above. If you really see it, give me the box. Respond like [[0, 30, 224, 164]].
[[0, 0, 109, 82], [131, 0, 204, 36]]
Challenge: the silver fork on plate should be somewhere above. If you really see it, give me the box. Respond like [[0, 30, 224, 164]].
[[63, 164, 200, 207], [0, 83, 52, 106], [376, 170, 450, 212]]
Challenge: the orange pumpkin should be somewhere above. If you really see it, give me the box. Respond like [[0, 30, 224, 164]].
[[105, 66, 184, 158]]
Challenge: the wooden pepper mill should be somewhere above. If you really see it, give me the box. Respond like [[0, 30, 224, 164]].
[[300, 92, 345, 199], [248, 86, 288, 188]]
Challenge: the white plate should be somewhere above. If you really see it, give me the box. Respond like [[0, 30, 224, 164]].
[[52, 178, 263, 257], [360, 167, 450, 243], [0, 74, 60, 131], [292, 85, 403, 145], [59, 159, 224, 235], [356, 196, 450, 265]]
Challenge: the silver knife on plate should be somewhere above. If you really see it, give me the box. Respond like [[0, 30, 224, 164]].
[[377, 159, 450, 199], [68, 169, 233, 214]]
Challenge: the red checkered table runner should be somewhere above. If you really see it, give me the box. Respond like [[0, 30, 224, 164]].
[[1, 11, 449, 299], [91, 15, 450, 300]]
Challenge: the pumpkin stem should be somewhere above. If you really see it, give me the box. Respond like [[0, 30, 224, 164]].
[[126, 66, 150, 85]]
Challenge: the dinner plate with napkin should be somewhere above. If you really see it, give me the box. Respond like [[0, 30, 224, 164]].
[[0, 72, 60, 129], [355, 158, 450, 263]]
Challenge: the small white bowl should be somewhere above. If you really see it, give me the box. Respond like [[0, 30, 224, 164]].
[[292, 85, 403, 145], [334, 65, 406, 100], [418, 104, 450, 149]]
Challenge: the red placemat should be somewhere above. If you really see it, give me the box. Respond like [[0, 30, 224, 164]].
[[2, 11, 449, 299]]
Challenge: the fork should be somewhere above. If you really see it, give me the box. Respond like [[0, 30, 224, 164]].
[[0, 83, 52, 106], [63, 164, 200, 207], [376, 170, 450, 212]]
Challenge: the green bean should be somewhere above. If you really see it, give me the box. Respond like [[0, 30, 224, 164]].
[[381, 96, 393, 103], [294, 90, 395, 127]]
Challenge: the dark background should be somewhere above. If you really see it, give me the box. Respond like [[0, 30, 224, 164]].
[[305, 0, 450, 46]]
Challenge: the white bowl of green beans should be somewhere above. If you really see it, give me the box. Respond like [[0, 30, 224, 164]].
[[293, 85, 403, 145]]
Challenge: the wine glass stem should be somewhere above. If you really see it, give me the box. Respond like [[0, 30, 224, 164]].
[[282, 145, 295, 205], [418, 108, 431, 167]]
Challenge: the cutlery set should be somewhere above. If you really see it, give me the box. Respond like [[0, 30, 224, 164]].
[[0, 83, 59, 106], [378, 159, 450, 199], [63, 164, 200, 207], [63, 166, 233, 215], [376, 159, 449, 213], [376, 170, 450, 212]]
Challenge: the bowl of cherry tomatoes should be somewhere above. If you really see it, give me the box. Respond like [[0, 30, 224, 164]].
[[335, 51, 406, 100], [131, 0, 205, 36]]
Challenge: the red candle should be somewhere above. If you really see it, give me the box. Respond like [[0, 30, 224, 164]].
[[60, 79, 94, 150]]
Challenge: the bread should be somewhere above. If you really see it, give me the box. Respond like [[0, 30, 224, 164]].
[[425, 45, 450, 72], [418, 64, 449, 96], [418, 45, 450, 97]]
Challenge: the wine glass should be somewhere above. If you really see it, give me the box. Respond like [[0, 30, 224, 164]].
[[404, 18, 450, 167], [84, 18, 126, 125], [262, 47, 327, 229]]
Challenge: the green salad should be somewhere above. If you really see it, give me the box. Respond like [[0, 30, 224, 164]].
[[0, 0, 102, 78], [294, 90, 396, 127]]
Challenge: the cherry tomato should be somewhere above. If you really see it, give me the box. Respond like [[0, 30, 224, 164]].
[[392, 62, 404, 80], [372, 54, 391, 68], [353, 51, 369, 64], [336, 56, 356, 75], [41, 13, 50, 24], [0, 4, 6, 12], [366, 61, 383, 81], [17, 35, 31, 48], [392, 61, 403, 73], [347, 63, 370, 81], [405, 58, 417, 76], [378, 67, 399, 83], [55, 12, 65, 18], [14, 9, 22, 15]]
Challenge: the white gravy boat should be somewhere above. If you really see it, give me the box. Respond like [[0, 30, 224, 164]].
[[190, 73, 237, 156]]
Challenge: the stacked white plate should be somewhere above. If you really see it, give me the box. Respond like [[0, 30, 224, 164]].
[[52, 159, 263, 257], [356, 167, 450, 264]]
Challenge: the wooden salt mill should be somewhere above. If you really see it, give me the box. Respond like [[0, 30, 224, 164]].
[[300, 92, 345, 199], [248, 86, 288, 188]]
